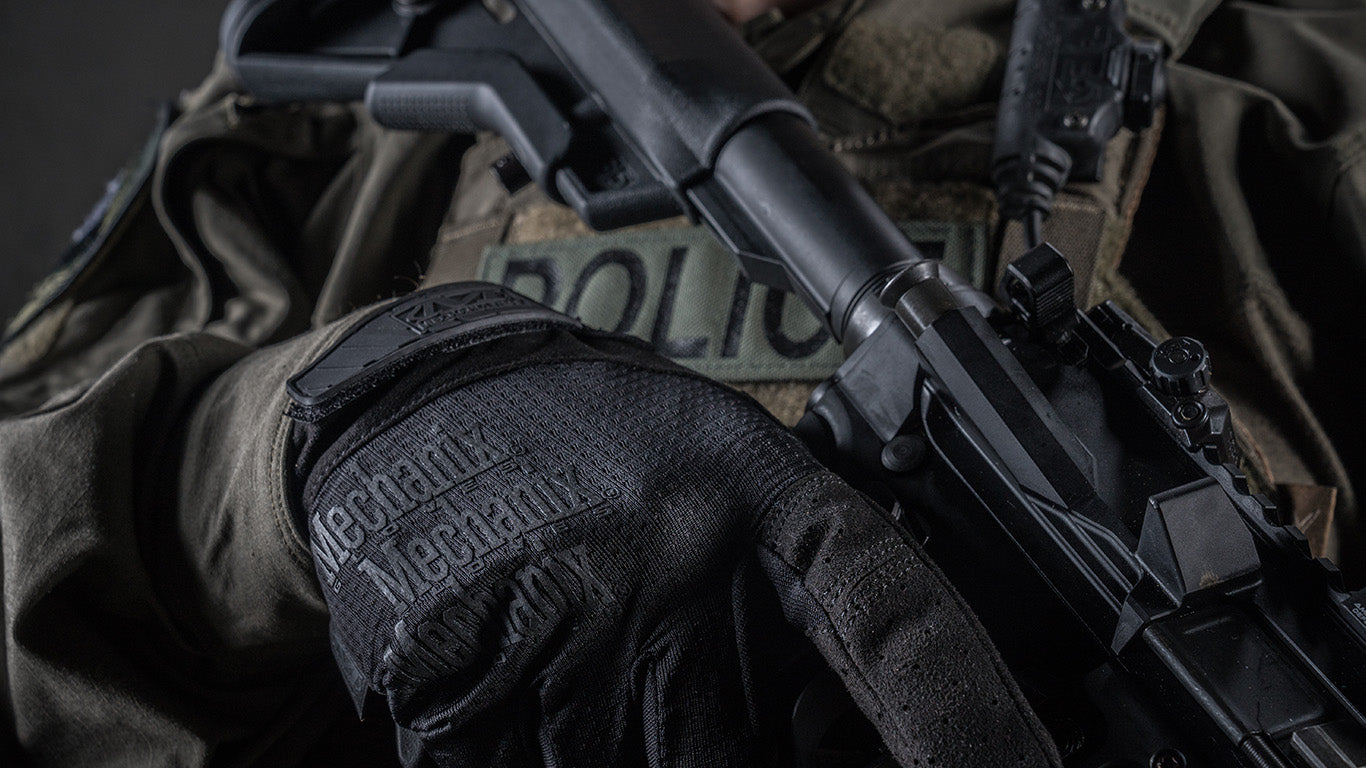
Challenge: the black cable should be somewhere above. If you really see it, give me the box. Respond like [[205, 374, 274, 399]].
[[1023, 209, 1044, 250]]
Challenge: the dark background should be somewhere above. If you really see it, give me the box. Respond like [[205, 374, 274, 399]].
[[0, 2, 227, 325]]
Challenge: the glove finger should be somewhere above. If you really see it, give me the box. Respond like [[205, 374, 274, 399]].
[[757, 472, 1063, 768], [637, 599, 760, 768]]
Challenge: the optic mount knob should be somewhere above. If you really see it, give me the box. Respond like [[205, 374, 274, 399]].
[[1149, 336, 1212, 397]]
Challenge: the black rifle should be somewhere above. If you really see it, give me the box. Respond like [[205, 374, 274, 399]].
[[222, 1, 1366, 765]]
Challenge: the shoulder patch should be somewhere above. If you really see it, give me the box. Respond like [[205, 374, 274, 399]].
[[479, 220, 986, 382], [3, 105, 173, 344]]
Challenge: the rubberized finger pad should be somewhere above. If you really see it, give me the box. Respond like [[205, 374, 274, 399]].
[[759, 474, 1063, 768]]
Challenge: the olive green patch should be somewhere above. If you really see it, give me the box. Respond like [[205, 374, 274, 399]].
[[898, 219, 988, 288], [479, 220, 986, 382], [823, 19, 1000, 126]]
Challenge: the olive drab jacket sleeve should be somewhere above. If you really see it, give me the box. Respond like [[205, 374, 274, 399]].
[[0, 324, 408, 766], [0, 59, 465, 765]]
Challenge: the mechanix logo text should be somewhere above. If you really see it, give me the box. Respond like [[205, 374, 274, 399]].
[[351, 466, 606, 609], [310, 424, 512, 586], [383, 544, 617, 681]]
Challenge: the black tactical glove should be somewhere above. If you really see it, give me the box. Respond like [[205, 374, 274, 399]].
[[289, 283, 1061, 767]]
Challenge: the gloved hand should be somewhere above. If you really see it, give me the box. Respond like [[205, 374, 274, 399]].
[[289, 283, 1061, 768]]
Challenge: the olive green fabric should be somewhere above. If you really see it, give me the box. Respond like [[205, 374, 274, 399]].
[[1127, 0, 1222, 57], [1121, 0, 1366, 568], [0, 57, 463, 765], [0, 321, 403, 766], [0, 56, 463, 418]]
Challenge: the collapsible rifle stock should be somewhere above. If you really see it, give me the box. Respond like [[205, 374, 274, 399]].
[[223, 0, 1366, 765]]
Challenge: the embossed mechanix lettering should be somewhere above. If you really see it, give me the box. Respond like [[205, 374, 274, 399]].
[[382, 545, 617, 680], [311, 424, 513, 587], [348, 466, 606, 609], [310, 419, 622, 682], [479, 221, 986, 381]]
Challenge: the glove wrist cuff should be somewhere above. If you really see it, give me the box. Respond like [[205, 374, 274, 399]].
[[287, 282, 584, 424]]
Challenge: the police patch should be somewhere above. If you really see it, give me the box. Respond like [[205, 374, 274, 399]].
[[479, 220, 986, 381]]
